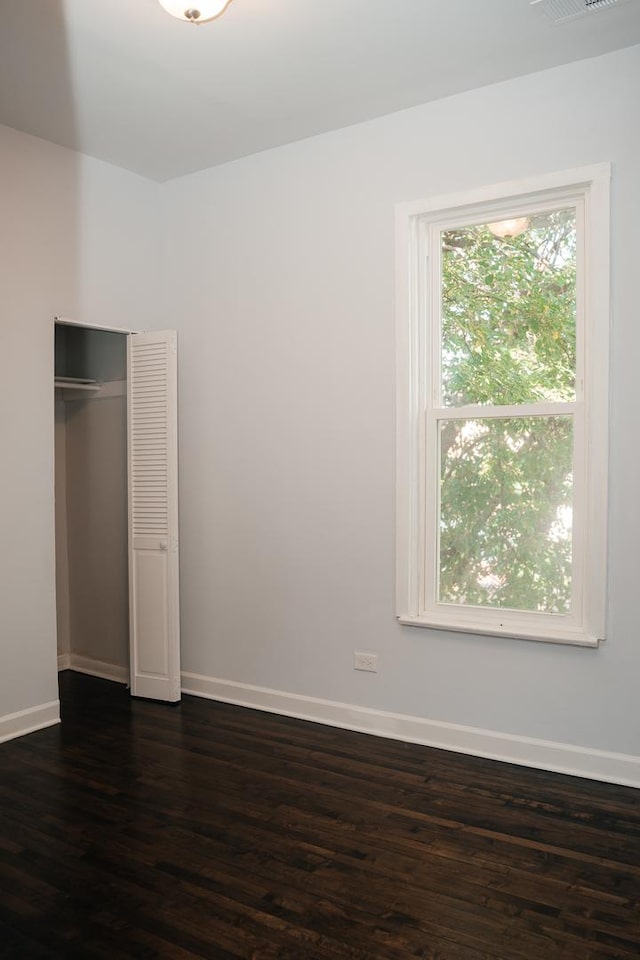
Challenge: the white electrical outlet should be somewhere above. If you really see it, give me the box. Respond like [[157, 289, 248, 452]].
[[354, 651, 378, 672]]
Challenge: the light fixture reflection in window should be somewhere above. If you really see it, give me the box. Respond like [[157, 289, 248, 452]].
[[487, 217, 530, 239]]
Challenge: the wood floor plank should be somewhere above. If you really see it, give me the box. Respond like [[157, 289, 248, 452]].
[[0, 672, 639, 959]]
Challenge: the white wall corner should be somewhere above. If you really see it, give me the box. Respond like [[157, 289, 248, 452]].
[[0, 700, 60, 744], [181, 672, 640, 790]]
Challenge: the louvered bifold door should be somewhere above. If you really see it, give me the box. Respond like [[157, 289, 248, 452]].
[[127, 330, 180, 702]]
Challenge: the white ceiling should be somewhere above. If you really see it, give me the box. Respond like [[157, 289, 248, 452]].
[[1, 0, 639, 182]]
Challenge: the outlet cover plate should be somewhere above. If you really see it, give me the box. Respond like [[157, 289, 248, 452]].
[[354, 651, 378, 672]]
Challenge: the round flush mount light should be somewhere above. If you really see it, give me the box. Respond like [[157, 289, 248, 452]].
[[157, 0, 233, 23]]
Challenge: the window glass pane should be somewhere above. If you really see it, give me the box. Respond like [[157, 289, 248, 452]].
[[440, 208, 576, 406], [438, 416, 573, 614]]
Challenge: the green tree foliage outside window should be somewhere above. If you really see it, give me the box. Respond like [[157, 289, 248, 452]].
[[438, 210, 576, 614]]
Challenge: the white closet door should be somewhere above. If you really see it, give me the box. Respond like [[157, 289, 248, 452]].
[[127, 330, 180, 701]]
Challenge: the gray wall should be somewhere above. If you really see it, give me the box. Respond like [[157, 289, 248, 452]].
[[160, 45, 640, 757], [0, 122, 159, 720]]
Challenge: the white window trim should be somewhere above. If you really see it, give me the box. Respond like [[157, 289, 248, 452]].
[[395, 164, 610, 647]]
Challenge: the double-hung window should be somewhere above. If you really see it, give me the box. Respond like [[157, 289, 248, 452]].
[[396, 165, 610, 645]]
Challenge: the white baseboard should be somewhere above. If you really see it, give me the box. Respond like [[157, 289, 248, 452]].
[[0, 700, 60, 744], [57, 653, 71, 671], [62, 655, 129, 685], [181, 672, 640, 789]]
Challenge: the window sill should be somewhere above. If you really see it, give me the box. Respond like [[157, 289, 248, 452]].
[[397, 615, 600, 648]]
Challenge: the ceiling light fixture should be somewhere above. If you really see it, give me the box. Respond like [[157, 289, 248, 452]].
[[157, 0, 233, 24]]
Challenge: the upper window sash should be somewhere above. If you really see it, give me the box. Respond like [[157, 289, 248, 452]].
[[422, 193, 585, 412]]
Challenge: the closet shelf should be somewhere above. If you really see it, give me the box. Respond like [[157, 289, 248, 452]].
[[55, 377, 101, 392]]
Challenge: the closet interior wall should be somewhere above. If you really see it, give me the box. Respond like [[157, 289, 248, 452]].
[[55, 324, 129, 675]]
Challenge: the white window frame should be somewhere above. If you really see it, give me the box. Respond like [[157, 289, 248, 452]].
[[395, 164, 610, 647]]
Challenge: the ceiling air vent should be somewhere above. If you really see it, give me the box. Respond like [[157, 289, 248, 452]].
[[530, 0, 632, 22]]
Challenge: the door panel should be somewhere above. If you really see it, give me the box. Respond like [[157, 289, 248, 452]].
[[128, 331, 180, 701], [133, 549, 169, 676]]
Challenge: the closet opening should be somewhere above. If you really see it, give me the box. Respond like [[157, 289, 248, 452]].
[[54, 319, 182, 703], [55, 320, 131, 687]]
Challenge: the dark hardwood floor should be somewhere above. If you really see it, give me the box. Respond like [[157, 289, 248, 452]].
[[0, 673, 639, 959]]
